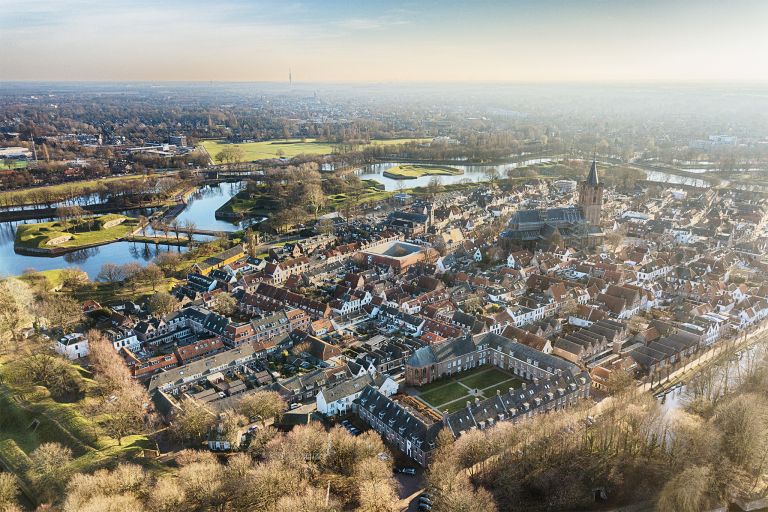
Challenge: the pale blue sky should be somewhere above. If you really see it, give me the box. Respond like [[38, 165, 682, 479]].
[[1, 0, 766, 81]]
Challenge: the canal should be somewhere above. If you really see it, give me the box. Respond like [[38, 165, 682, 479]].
[[0, 181, 246, 279]]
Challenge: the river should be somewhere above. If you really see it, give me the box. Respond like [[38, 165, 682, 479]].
[[357, 159, 556, 190]]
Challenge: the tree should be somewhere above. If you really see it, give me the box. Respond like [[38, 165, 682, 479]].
[[142, 263, 164, 291], [30, 442, 74, 502], [305, 182, 327, 219], [0, 286, 24, 344], [184, 220, 197, 244], [237, 391, 286, 426], [170, 398, 216, 446], [154, 251, 182, 274], [148, 291, 179, 317], [60, 268, 89, 289], [211, 293, 237, 317], [0, 473, 18, 509], [37, 294, 82, 333], [100, 387, 151, 446], [170, 219, 180, 241], [484, 167, 499, 188], [11, 353, 81, 397], [121, 262, 144, 291], [316, 218, 335, 236], [97, 263, 125, 283], [657, 465, 712, 512]]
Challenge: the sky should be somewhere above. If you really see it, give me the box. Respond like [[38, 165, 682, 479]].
[[1, 0, 767, 82]]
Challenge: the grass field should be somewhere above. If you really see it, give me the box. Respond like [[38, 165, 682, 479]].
[[382, 164, 463, 179], [0, 159, 28, 170], [15, 214, 138, 250], [413, 366, 524, 413], [0, 174, 149, 206], [199, 137, 431, 162]]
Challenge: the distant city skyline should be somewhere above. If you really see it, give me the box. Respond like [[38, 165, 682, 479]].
[[1, 0, 767, 82]]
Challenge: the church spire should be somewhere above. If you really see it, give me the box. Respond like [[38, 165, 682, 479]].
[[586, 156, 599, 186]]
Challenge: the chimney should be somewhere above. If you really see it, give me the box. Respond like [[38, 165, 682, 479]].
[[522, 382, 527, 390]]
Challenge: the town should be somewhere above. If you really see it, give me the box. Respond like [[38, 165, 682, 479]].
[[2, 3, 768, 510]]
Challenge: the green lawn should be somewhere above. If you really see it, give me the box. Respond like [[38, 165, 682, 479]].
[[458, 367, 515, 390], [382, 164, 463, 180], [412, 365, 526, 412], [418, 382, 470, 408], [199, 137, 431, 162], [0, 159, 28, 170], [15, 214, 138, 250]]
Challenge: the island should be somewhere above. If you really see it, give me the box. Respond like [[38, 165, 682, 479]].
[[14, 214, 139, 255], [382, 164, 463, 179]]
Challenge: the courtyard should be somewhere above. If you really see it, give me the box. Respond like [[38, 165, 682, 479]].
[[410, 366, 525, 414]]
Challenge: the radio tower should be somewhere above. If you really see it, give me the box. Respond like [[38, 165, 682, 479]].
[[289, 68, 292, 87]]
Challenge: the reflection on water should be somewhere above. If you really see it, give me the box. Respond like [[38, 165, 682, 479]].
[[175, 181, 247, 232], [357, 159, 556, 191]]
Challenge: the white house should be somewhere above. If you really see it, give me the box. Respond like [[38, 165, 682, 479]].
[[56, 333, 89, 360], [316, 373, 398, 416]]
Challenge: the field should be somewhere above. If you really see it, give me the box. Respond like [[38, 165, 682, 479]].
[[412, 366, 524, 413], [0, 159, 28, 170], [382, 164, 462, 179], [15, 214, 138, 250], [0, 174, 149, 206], [199, 137, 431, 162]]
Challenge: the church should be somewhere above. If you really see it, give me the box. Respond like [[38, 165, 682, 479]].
[[503, 158, 604, 249]]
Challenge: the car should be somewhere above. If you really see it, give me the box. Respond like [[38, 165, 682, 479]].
[[341, 420, 352, 427], [418, 497, 433, 506], [349, 427, 360, 435], [397, 467, 416, 475], [417, 503, 432, 511], [289, 403, 301, 410]]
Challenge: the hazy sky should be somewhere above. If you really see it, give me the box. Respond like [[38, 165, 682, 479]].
[[1, 0, 767, 82]]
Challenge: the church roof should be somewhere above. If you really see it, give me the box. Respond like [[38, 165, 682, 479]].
[[586, 158, 600, 186]]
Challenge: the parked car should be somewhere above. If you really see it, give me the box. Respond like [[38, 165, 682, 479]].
[[396, 467, 416, 475]]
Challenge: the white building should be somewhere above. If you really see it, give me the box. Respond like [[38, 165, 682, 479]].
[[316, 373, 398, 417], [56, 333, 89, 360]]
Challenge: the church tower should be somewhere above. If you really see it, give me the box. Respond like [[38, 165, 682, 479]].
[[578, 157, 603, 226]]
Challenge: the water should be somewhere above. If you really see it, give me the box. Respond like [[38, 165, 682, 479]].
[[174, 181, 248, 232], [0, 181, 251, 278], [643, 170, 710, 188], [657, 334, 767, 414], [357, 158, 555, 191], [0, 232, 187, 279]]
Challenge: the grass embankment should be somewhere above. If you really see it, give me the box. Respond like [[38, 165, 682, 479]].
[[0, 174, 150, 206], [0, 359, 157, 503], [15, 214, 138, 250], [199, 137, 431, 162], [382, 164, 462, 179]]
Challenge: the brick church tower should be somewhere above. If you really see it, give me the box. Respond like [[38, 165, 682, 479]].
[[578, 157, 603, 226]]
